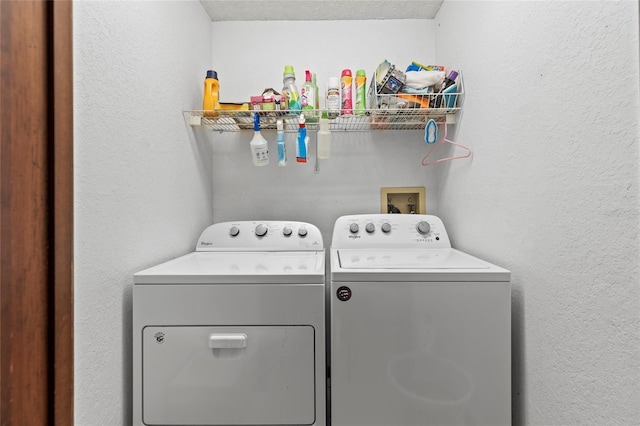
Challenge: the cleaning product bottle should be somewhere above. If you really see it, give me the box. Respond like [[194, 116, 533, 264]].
[[317, 112, 331, 159], [326, 77, 341, 119], [355, 69, 367, 115], [301, 70, 316, 121], [341, 69, 353, 116], [282, 65, 301, 113], [296, 113, 309, 163], [313, 73, 320, 111], [277, 119, 286, 166], [250, 113, 269, 166], [432, 70, 459, 108], [202, 70, 220, 111]]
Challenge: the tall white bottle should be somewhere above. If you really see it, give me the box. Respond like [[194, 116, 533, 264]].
[[317, 114, 331, 159], [250, 113, 269, 166]]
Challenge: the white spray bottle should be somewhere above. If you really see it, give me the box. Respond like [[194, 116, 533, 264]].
[[250, 113, 269, 166], [317, 112, 331, 159]]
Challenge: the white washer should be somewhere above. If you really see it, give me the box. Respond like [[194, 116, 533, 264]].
[[133, 221, 326, 426], [330, 214, 511, 426]]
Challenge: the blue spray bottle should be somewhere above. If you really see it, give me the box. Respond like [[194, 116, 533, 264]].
[[277, 119, 286, 166], [296, 114, 309, 163]]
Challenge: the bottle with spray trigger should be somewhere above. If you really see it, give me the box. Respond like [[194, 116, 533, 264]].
[[296, 113, 309, 163], [249, 113, 269, 166], [317, 112, 331, 159], [277, 119, 286, 166]]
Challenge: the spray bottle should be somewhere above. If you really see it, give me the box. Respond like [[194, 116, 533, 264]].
[[296, 114, 309, 163], [249, 113, 269, 166], [341, 69, 353, 116], [277, 119, 286, 166], [355, 69, 367, 115], [326, 77, 340, 119], [317, 112, 331, 159]]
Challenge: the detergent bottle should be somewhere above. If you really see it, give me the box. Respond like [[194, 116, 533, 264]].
[[301, 70, 316, 121], [202, 70, 219, 111], [282, 65, 301, 113]]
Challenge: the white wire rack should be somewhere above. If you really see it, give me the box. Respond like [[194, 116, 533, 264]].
[[184, 71, 463, 132]]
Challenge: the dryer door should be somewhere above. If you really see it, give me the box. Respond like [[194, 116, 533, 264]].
[[142, 325, 316, 425]]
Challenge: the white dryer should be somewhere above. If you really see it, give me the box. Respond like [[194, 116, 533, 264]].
[[133, 221, 326, 426], [330, 214, 511, 426]]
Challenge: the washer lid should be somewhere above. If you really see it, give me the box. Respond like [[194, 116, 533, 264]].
[[332, 248, 510, 282], [134, 251, 325, 284], [337, 248, 487, 269]]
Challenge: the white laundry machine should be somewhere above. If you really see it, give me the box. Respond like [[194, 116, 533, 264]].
[[133, 221, 326, 426], [330, 214, 511, 426]]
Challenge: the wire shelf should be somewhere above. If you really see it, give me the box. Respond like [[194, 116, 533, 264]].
[[185, 106, 460, 132], [184, 69, 463, 132]]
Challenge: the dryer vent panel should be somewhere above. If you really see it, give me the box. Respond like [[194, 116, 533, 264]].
[[381, 187, 426, 214]]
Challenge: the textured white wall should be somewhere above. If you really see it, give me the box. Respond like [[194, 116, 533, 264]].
[[74, 2, 639, 425], [434, 1, 640, 425], [73, 1, 213, 424], [209, 20, 440, 238]]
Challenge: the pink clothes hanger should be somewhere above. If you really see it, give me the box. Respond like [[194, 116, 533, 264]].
[[421, 119, 472, 167]]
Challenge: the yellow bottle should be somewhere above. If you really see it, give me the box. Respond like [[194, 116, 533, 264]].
[[202, 70, 220, 111], [202, 70, 249, 115]]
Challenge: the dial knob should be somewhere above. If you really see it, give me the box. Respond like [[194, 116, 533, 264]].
[[283, 226, 293, 237], [381, 223, 392, 233], [229, 226, 240, 237], [416, 221, 431, 235], [349, 223, 359, 234], [298, 227, 308, 237], [255, 224, 268, 237], [365, 223, 375, 233]]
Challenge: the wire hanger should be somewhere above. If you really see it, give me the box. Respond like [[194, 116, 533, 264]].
[[421, 119, 472, 167]]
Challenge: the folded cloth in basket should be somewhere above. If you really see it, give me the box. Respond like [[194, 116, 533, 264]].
[[404, 70, 445, 89]]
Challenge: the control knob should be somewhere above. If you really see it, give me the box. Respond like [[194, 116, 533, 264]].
[[349, 223, 359, 234], [255, 224, 268, 237], [416, 221, 431, 235], [229, 226, 240, 237], [381, 223, 392, 233], [298, 227, 308, 237], [283, 226, 293, 237], [365, 223, 375, 233]]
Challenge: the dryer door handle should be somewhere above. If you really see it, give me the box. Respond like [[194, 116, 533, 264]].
[[208, 333, 248, 349]]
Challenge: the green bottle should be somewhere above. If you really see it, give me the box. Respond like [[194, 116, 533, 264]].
[[355, 69, 367, 115], [301, 70, 317, 122]]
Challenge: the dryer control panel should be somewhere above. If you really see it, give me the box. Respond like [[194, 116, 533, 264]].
[[331, 214, 451, 249], [197, 221, 323, 252]]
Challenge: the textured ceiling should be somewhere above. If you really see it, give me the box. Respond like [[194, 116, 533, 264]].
[[200, 0, 444, 21]]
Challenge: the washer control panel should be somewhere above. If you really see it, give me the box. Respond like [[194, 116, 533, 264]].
[[331, 214, 451, 249], [197, 221, 323, 251]]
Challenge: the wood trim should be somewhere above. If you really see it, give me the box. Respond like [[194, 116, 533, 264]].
[[51, 1, 74, 424], [0, 1, 74, 424], [1, 1, 51, 423]]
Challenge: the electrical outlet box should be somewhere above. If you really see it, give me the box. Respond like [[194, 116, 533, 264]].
[[381, 187, 426, 214]]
